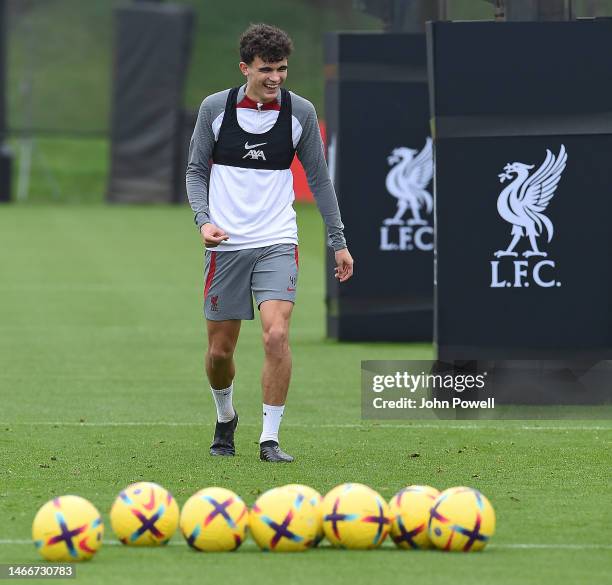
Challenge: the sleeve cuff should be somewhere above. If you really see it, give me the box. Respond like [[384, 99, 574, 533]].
[[194, 213, 210, 229], [330, 236, 347, 252]]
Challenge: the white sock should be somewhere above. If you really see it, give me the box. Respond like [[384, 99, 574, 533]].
[[210, 384, 235, 423], [259, 404, 285, 444]]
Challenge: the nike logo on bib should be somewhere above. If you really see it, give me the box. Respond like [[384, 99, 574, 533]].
[[244, 141, 267, 149]]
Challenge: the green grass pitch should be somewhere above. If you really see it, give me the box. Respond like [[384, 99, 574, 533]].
[[0, 203, 610, 584]]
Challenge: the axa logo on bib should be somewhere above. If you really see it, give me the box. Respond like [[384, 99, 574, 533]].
[[243, 141, 267, 160], [490, 145, 567, 289], [380, 138, 433, 252]]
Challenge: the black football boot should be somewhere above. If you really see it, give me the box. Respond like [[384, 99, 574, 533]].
[[259, 440, 294, 463], [210, 413, 238, 456]]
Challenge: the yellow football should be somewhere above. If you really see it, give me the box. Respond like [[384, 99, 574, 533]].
[[180, 487, 248, 552], [389, 485, 440, 549], [110, 482, 179, 546], [428, 486, 496, 552], [32, 495, 103, 562], [250, 486, 319, 552], [283, 484, 324, 546], [321, 483, 391, 549]]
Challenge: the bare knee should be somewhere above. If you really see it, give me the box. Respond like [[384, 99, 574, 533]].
[[262, 326, 289, 357], [207, 343, 234, 365]]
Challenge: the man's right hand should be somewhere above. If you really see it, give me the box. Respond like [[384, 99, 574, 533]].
[[200, 223, 229, 248]]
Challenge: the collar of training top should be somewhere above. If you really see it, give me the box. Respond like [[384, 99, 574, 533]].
[[237, 86, 282, 111]]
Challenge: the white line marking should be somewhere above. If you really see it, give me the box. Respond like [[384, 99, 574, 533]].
[[1, 422, 610, 431], [489, 544, 612, 550], [0, 539, 610, 550], [0, 284, 195, 292]]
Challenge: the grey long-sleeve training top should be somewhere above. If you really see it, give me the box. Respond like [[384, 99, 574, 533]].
[[186, 85, 346, 251]]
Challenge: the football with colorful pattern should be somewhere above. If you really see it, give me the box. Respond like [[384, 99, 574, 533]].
[[32, 495, 103, 562], [389, 485, 440, 549], [110, 482, 179, 546], [249, 486, 319, 552], [321, 483, 391, 550], [283, 484, 324, 546], [180, 487, 248, 552], [428, 486, 496, 552]]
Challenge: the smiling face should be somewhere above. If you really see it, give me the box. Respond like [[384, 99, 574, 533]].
[[240, 56, 288, 103]]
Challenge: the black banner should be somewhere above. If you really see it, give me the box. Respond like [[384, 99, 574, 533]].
[[428, 20, 612, 362], [108, 3, 194, 204], [325, 33, 433, 341]]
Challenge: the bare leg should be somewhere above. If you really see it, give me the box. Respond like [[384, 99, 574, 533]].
[[206, 319, 242, 456], [259, 300, 294, 406], [205, 319, 241, 389]]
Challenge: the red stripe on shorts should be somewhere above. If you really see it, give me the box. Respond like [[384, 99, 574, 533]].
[[204, 251, 217, 299], [294, 245, 299, 268]]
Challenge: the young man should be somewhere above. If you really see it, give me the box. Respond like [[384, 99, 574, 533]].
[[186, 23, 353, 463]]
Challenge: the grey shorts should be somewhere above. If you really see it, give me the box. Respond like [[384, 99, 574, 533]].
[[203, 243, 299, 321]]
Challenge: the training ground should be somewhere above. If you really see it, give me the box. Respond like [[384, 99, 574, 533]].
[[0, 204, 609, 584]]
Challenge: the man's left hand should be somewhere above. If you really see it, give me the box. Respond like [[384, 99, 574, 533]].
[[334, 248, 354, 282]]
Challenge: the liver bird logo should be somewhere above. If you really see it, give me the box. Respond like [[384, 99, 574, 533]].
[[495, 145, 567, 258], [384, 138, 433, 226]]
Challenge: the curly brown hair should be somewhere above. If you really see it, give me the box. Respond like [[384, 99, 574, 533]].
[[239, 24, 293, 65]]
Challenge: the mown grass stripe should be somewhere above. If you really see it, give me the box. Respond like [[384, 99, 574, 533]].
[[2, 421, 609, 431], [1, 539, 610, 550]]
